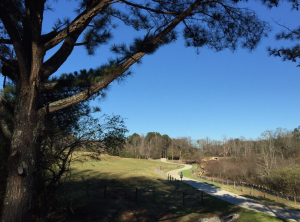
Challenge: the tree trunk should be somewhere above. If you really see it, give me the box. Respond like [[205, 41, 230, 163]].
[[1, 83, 43, 222]]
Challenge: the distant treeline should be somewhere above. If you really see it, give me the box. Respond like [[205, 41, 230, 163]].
[[123, 132, 202, 163], [123, 127, 300, 197]]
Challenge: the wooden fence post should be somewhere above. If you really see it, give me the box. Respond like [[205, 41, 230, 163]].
[[252, 186, 254, 196], [242, 183, 244, 193], [294, 197, 297, 207], [86, 183, 90, 197], [135, 188, 138, 201]]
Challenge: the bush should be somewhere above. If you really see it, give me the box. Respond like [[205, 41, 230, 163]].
[[266, 166, 300, 196]]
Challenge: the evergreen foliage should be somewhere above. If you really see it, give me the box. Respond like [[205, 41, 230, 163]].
[[263, 0, 300, 66]]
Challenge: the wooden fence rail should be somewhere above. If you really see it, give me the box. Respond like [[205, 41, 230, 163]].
[[102, 186, 156, 203], [194, 175, 300, 208], [155, 167, 204, 206], [103, 186, 138, 201]]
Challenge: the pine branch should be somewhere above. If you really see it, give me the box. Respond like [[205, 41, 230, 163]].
[[75, 42, 88, 46], [39, 0, 203, 114], [42, 33, 82, 80], [149, 0, 203, 45], [42, 0, 112, 51], [120, 0, 177, 15], [42, 0, 113, 79], [0, 38, 12, 44], [39, 52, 145, 114], [0, 118, 11, 140], [0, 5, 27, 81], [0, 58, 19, 82]]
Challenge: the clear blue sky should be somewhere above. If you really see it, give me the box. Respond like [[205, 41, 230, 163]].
[[1, 1, 299, 141]]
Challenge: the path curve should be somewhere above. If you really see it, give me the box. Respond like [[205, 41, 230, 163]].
[[161, 158, 300, 221]]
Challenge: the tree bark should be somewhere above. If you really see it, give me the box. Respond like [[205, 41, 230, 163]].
[[1, 82, 43, 222]]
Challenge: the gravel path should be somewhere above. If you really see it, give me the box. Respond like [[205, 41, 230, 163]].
[[161, 158, 300, 221]]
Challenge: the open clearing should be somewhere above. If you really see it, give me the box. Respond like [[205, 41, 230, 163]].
[[49, 153, 294, 222]]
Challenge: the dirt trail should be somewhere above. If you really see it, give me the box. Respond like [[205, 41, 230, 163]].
[[161, 158, 300, 221]]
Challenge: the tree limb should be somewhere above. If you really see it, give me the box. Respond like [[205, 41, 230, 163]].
[[0, 5, 28, 81], [42, 33, 81, 80], [39, 0, 203, 114], [75, 42, 88, 46], [149, 0, 202, 45], [120, 0, 177, 15], [273, 19, 299, 35], [43, 0, 112, 51], [40, 51, 145, 114], [41, 82, 59, 91], [0, 118, 12, 140], [41, 0, 113, 79], [0, 58, 19, 82], [0, 94, 12, 140], [0, 39, 13, 44]]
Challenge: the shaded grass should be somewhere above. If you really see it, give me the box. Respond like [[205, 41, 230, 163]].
[[49, 154, 294, 222]]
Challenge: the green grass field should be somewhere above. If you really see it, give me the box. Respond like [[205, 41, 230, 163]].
[[49, 153, 294, 222]]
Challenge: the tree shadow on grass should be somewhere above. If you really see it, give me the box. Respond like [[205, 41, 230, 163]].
[[183, 179, 299, 222], [47, 169, 293, 222], [242, 194, 300, 213]]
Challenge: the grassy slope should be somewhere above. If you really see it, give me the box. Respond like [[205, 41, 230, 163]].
[[49, 153, 293, 222]]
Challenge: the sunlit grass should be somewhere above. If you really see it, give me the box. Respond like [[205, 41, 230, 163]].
[[50, 153, 294, 222]]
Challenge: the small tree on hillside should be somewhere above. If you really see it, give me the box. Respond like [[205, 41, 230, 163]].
[[162, 134, 171, 158]]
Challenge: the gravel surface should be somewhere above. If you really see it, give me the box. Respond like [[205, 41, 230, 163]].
[[198, 213, 240, 222]]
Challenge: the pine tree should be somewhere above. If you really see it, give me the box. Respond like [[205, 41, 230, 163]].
[[0, 0, 269, 221]]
